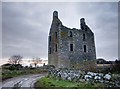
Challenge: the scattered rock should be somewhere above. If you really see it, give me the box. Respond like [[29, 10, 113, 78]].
[[104, 74, 111, 80], [49, 68, 119, 87]]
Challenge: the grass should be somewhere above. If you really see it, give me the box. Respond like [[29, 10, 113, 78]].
[[1, 68, 48, 81], [34, 76, 106, 89]]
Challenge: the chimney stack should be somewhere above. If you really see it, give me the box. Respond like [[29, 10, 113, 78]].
[[53, 11, 58, 19], [80, 18, 86, 30]]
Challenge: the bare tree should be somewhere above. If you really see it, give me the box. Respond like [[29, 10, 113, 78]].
[[9, 55, 23, 65], [32, 57, 42, 67]]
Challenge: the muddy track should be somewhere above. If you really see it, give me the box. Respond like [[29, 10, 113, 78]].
[[0, 74, 46, 89]]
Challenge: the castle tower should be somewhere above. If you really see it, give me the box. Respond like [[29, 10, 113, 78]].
[[48, 11, 96, 69], [48, 11, 60, 67]]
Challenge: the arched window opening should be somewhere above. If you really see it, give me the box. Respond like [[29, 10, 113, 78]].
[[69, 31, 73, 37], [55, 32, 57, 38], [49, 36, 51, 42], [83, 34, 85, 41], [49, 47, 51, 54], [55, 44, 57, 52], [84, 45, 86, 52], [70, 44, 73, 51]]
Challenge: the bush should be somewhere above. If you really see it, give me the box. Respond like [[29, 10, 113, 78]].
[[9, 64, 23, 70], [9, 65, 16, 70]]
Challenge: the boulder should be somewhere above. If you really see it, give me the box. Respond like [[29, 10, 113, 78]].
[[104, 74, 111, 80], [94, 75, 101, 80], [84, 75, 92, 81], [67, 77, 72, 81]]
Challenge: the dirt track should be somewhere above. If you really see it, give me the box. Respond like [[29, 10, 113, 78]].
[[0, 74, 46, 89]]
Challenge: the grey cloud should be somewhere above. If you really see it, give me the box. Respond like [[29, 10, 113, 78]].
[[2, 2, 49, 58], [2, 2, 118, 61], [75, 2, 118, 61]]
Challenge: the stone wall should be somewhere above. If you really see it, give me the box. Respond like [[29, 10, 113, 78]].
[[48, 68, 120, 87]]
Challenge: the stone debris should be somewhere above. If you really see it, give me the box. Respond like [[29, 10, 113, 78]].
[[104, 74, 111, 80], [49, 68, 120, 87]]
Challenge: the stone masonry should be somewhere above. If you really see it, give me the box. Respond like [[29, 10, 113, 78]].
[[48, 11, 96, 69]]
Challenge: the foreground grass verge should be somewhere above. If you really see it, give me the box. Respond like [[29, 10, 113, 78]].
[[1, 68, 48, 81], [34, 76, 106, 89]]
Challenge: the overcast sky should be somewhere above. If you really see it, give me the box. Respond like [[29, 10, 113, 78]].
[[2, 2, 118, 61]]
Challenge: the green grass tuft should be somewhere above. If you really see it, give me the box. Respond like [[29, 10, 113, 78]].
[[2, 68, 48, 81], [34, 76, 106, 89]]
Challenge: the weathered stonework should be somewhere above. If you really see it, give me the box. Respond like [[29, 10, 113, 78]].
[[48, 11, 96, 69]]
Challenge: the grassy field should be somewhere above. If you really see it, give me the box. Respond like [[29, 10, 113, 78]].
[[34, 76, 106, 89], [1, 68, 48, 81]]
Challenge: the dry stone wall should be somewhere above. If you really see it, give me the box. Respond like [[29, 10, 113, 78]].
[[48, 68, 120, 87]]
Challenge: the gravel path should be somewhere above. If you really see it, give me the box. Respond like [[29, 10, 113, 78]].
[[0, 74, 46, 89]]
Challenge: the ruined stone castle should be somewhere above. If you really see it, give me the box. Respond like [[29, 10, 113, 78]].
[[48, 11, 96, 69]]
